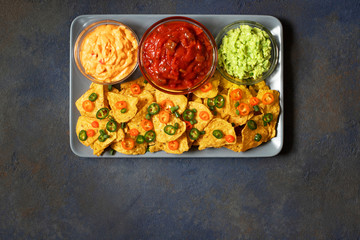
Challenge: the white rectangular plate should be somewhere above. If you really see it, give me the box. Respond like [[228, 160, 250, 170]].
[[70, 14, 283, 158]]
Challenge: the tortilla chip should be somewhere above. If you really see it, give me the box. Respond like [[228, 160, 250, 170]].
[[187, 101, 213, 131], [76, 116, 101, 146], [155, 90, 188, 115], [256, 89, 280, 141], [197, 118, 236, 150], [75, 83, 107, 118], [239, 115, 269, 152], [160, 133, 190, 154], [227, 86, 254, 126], [107, 92, 138, 123], [136, 90, 155, 110], [111, 135, 148, 155], [152, 114, 186, 143], [90, 119, 117, 156], [193, 71, 220, 99]]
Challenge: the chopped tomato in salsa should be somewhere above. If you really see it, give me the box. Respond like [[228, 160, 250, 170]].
[[142, 21, 213, 90]]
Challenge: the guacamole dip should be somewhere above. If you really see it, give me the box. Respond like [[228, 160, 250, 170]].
[[218, 25, 272, 80]]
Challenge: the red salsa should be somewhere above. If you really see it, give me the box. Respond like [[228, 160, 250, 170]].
[[142, 21, 214, 90]]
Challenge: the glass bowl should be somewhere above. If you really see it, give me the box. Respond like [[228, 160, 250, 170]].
[[215, 20, 279, 85], [138, 16, 218, 95], [74, 20, 139, 85]]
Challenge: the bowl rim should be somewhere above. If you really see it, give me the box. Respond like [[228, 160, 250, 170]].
[[138, 16, 218, 95], [73, 19, 139, 85], [215, 20, 279, 85]]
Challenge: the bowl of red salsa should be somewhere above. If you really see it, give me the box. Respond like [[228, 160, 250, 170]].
[[138, 16, 217, 95]]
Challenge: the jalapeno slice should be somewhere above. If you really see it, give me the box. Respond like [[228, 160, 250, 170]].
[[214, 95, 225, 108], [182, 109, 195, 121], [144, 130, 156, 143], [263, 113, 273, 123], [247, 120, 257, 130], [170, 105, 179, 113], [96, 108, 110, 119], [212, 130, 223, 139], [164, 125, 176, 135], [79, 130, 87, 141], [88, 93, 98, 102], [98, 133, 109, 142], [106, 120, 117, 132], [136, 135, 145, 144], [189, 128, 201, 140], [207, 98, 216, 108], [121, 122, 127, 129], [147, 103, 160, 115], [108, 85, 113, 91], [254, 133, 262, 142], [253, 105, 260, 112]]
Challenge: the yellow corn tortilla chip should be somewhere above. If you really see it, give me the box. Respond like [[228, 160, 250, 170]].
[[152, 114, 186, 143], [204, 93, 229, 120], [136, 90, 155, 110], [218, 72, 238, 90], [193, 71, 220, 99], [249, 80, 270, 96], [227, 86, 254, 126], [107, 92, 139, 123], [239, 115, 269, 152], [90, 119, 117, 156], [75, 83, 107, 118], [111, 135, 148, 155], [148, 141, 162, 153], [126, 106, 149, 136], [197, 118, 236, 150], [155, 90, 188, 115], [160, 133, 190, 154], [187, 101, 213, 131], [76, 116, 101, 146], [256, 89, 280, 141]]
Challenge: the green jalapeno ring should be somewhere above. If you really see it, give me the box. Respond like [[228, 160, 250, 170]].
[[145, 113, 151, 120], [96, 108, 110, 119], [214, 95, 225, 108], [106, 120, 117, 132], [174, 111, 180, 118], [207, 98, 215, 107], [263, 113, 273, 123], [147, 103, 160, 115], [253, 105, 260, 112], [212, 130, 223, 139], [136, 135, 145, 144], [247, 120, 257, 130], [254, 133, 262, 142], [98, 134, 109, 142], [109, 148, 116, 155], [121, 122, 127, 129], [121, 108, 127, 113], [189, 128, 201, 140], [170, 105, 179, 113], [174, 123, 179, 129], [183, 109, 195, 121], [144, 130, 156, 143], [88, 93, 98, 102], [164, 125, 176, 135], [79, 130, 87, 141]]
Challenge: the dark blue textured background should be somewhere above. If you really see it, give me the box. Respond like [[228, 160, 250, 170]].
[[1, 0, 359, 239]]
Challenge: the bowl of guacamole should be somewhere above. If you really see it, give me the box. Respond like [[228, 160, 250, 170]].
[[215, 20, 278, 85]]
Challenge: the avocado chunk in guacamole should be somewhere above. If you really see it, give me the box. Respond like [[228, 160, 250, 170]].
[[218, 25, 272, 80]]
